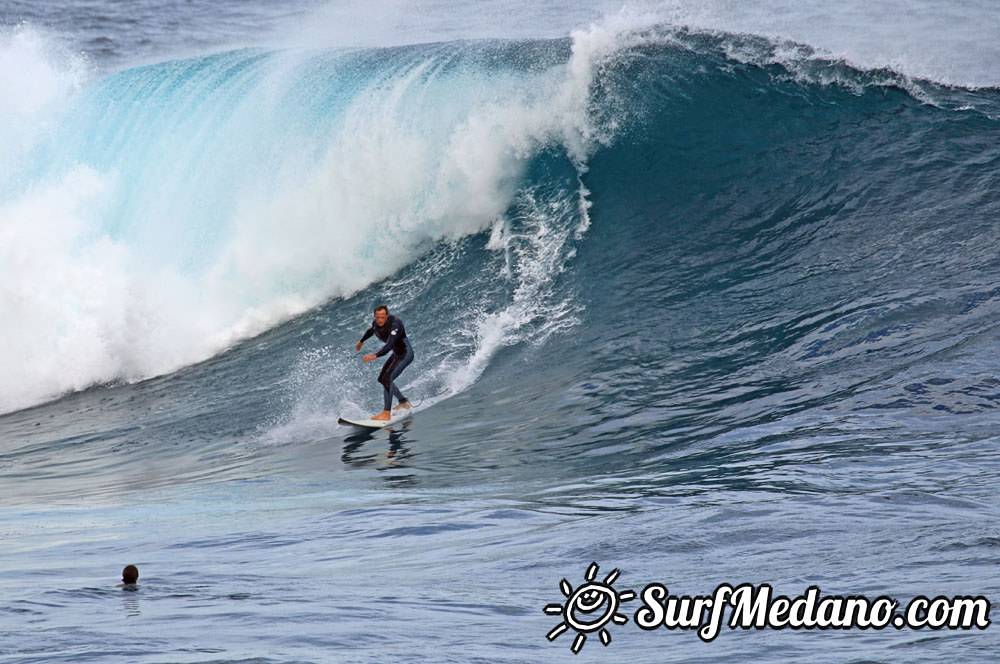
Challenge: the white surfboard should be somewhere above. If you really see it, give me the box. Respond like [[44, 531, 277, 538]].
[[338, 410, 412, 429]]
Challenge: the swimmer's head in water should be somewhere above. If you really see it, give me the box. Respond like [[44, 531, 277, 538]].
[[122, 565, 139, 584]]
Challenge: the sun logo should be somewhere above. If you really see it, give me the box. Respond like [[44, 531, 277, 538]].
[[543, 562, 636, 654]]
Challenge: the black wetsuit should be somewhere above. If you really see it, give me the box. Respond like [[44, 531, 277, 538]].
[[359, 315, 414, 411]]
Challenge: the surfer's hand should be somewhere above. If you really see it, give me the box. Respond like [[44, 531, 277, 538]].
[[356, 341, 363, 351], [363, 354, 376, 363]]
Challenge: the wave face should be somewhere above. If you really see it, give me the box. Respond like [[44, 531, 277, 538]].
[[0, 28, 623, 414], [582, 28, 1000, 414], [2, 21, 1000, 431]]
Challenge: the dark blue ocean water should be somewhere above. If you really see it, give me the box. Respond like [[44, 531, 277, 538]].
[[1, 2, 999, 662]]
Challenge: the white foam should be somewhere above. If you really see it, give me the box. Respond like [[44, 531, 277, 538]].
[[0, 25, 90, 178], [408, 182, 591, 412], [0, 167, 126, 413]]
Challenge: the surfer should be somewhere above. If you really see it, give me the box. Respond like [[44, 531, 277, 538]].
[[356, 305, 414, 421]]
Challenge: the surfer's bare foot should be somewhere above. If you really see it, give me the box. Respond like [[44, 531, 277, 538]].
[[393, 401, 410, 411], [371, 410, 391, 421]]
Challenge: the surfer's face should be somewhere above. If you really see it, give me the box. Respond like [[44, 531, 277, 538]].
[[374, 310, 389, 326]]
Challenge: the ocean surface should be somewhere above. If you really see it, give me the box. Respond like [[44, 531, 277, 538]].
[[1, 1, 999, 662]]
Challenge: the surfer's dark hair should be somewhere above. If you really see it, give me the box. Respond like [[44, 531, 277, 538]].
[[122, 565, 138, 584], [374, 305, 388, 314]]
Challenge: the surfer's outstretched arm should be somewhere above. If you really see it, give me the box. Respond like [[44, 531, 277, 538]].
[[357, 327, 374, 351]]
